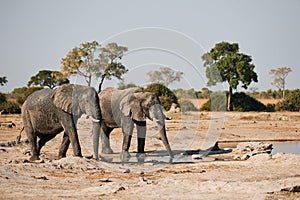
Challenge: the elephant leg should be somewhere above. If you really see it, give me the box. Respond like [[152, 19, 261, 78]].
[[120, 116, 134, 161], [58, 132, 70, 158], [135, 121, 146, 154], [26, 128, 39, 161], [100, 122, 114, 154], [37, 134, 57, 156], [61, 115, 82, 157]]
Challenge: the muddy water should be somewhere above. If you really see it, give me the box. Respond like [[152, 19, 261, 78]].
[[271, 142, 300, 155]]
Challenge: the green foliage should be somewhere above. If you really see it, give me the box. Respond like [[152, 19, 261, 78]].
[[61, 41, 128, 92], [27, 70, 69, 89], [117, 82, 139, 90], [0, 92, 7, 104], [173, 88, 198, 99], [232, 92, 266, 112], [179, 100, 198, 112], [275, 89, 300, 111], [0, 101, 21, 114], [200, 91, 227, 111], [144, 83, 178, 111], [201, 92, 268, 112], [0, 76, 8, 86], [202, 41, 258, 110], [12, 87, 28, 94]]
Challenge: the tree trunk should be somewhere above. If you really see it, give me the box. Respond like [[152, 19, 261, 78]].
[[282, 79, 285, 99], [98, 75, 106, 93], [227, 86, 233, 111]]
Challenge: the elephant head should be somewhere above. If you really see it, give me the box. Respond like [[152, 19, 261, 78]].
[[52, 84, 102, 159], [120, 91, 173, 158]]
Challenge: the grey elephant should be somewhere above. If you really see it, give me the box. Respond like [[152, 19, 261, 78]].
[[98, 87, 173, 161], [22, 84, 102, 161]]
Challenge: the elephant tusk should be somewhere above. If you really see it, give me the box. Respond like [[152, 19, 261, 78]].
[[88, 116, 100, 123]]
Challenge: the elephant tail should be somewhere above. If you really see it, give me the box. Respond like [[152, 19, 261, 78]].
[[16, 127, 24, 144]]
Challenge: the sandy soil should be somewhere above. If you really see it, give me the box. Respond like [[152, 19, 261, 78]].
[[0, 112, 300, 200]]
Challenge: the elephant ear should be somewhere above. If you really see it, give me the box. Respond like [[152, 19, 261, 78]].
[[52, 84, 75, 114], [120, 93, 146, 121]]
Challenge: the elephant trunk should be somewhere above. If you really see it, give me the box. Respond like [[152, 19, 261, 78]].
[[158, 123, 174, 158]]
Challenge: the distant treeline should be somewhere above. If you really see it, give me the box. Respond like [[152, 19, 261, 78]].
[[0, 85, 299, 114]]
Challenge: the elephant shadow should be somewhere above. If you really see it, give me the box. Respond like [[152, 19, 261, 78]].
[[99, 147, 232, 164]]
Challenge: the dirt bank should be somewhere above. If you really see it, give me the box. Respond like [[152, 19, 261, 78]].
[[0, 112, 299, 199]]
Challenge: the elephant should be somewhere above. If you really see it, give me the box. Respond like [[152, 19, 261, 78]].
[[98, 87, 173, 161], [21, 84, 102, 161]]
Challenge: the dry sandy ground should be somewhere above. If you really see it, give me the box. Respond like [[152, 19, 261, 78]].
[[0, 112, 300, 200]]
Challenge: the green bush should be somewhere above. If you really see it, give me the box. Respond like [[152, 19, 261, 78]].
[[0, 92, 7, 104], [200, 91, 227, 111], [232, 92, 266, 112], [201, 92, 267, 112], [0, 101, 21, 114], [144, 83, 178, 111], [276, 89, 300, 111], [179, 100, 198, 112]]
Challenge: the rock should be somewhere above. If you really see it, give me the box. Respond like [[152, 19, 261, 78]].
[[192, 154, 203, 160], [123, 169, 130, 173], [281, 185, 300, 192], [241, 154, 250, 160]]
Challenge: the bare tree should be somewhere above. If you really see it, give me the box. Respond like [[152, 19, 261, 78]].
[[269, 67, 292, 99], [147, 67, 183, 87]]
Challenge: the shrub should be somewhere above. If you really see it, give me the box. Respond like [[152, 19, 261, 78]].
[[200, 91, 227, 111], [232, 92, 266, 112], [144, 83, 178, 111], [0, 92, 7, 104], [276, 89, 300, 111], [201, 92, 267, 112], [0, 101, 21, 114], [179, 100, 198, 112]]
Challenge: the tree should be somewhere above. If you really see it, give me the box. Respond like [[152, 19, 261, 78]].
[[97, 42, 128, 92], [61, 41, 100, 86], [27, 70, 69, 89], [269, 67, 292, 99], [201, 41, 258, 111], [144, 83, 178, 111], [61, 41, 128, 92], [117, 81, 138, 90], [0, 76, 8, 86], [147, 67, 183, 87]]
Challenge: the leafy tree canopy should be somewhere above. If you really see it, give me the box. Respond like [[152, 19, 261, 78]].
[[27, 70, 69, 89], [0, 76, 8, 86], [202, 41, 258, 110], [61, 41, 128, 92]]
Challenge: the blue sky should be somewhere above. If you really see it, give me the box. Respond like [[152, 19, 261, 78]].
[[0, 0, 299, 92]]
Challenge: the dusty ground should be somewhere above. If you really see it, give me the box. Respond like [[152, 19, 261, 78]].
[[0, 112, 300, 200]]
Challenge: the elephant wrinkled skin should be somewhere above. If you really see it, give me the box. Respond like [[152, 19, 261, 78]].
[[22, 84, 102, 161], [98, 87, 173, 161]]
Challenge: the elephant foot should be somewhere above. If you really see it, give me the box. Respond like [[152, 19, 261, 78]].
[[30, 155, 40, 161], [101, 147, 114, 154], [120, 150, 131, 162]]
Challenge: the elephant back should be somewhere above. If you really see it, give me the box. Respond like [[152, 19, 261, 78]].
[[22, 89, 54, 112], [99, 87, 143, 127]]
